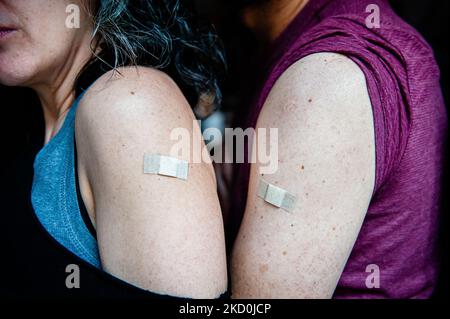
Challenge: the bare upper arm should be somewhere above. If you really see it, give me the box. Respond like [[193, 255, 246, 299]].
[[75, 66, 227, 298], [231, 53, 376, 298]]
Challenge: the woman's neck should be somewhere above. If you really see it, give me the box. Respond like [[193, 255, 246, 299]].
[[243, 0, 310, 44], [31, 36, 95, 145]]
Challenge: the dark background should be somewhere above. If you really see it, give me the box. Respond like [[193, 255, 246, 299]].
[[0, 0, 448, 298]]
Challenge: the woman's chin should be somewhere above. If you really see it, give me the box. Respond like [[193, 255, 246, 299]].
[[0, 68, 32, 87], [0, 76, 24, 87]]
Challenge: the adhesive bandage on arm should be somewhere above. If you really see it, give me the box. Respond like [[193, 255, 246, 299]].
[[143, 154, 189, 180], [257, 179, 297, 213]]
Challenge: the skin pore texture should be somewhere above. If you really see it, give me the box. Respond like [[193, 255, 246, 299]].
[[0, 0, 95, 144], [0, 0, 227, 298], [231, 1, 376, 298], [76, 67, 228, 298]]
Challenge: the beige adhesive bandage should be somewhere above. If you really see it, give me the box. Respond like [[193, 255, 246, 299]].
[[144, 154, 189, 180], [257, 179, 297, 213]]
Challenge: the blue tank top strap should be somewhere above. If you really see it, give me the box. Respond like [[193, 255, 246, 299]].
[[31, 83, 101, 269]]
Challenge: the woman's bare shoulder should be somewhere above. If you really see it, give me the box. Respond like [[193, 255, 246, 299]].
[[77, 66, 193, 126], [74, 66, 198, 162]]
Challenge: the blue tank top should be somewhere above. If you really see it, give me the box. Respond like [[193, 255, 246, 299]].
[[31, 89, 101, 268]]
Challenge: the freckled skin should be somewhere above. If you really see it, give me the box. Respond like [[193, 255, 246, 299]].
[[0, 1, 228, 298], [76, 67, 228, 298], [259, 264, 269, 273], [231, 53, 375, 299]]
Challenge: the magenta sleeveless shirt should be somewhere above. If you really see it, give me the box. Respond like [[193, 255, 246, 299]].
[[231, 0, 448, 298]]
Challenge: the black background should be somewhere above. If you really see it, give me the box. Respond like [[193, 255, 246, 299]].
[[0, 0, 448, 298]]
